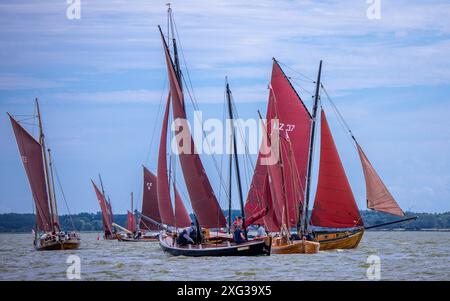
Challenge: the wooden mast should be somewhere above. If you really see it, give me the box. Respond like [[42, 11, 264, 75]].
[[226, 79, 246, 237], [300, 60, 322, 234], [228, 138, 232, 232], [131, 192, 133, 212], [35, 98, 57, 231], [47, 148, 59, 225], [98, 174, 106, 198]]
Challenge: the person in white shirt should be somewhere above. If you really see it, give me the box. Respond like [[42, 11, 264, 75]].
[[255, 224, 267, 238]]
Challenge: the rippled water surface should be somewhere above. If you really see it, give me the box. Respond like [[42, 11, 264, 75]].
[[0, 231, 448, 280]]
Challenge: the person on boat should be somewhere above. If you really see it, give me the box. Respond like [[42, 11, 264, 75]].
[[187, 223, 197, 243], [176, 229, 194, 246], [255, 224, 267, 239], [231, 216, 244, 234], [233, 225, 247, 244]]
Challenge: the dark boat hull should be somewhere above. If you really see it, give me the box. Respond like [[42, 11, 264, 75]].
[[159, 234, 271, 257]]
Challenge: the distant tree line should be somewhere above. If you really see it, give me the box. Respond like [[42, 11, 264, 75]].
[[0, 210, 449, 233]]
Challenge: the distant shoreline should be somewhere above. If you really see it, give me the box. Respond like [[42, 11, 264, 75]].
[[1, 211, 449, 233]]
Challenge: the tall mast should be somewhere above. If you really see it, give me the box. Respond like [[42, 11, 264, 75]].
[[47, 148, 59, 225], [167, 4, 182, 91], [226, 79, 246, 237], [36, 98, 57, 231], [98, 174, 106, 198], [300, 60, 322, 234], [130, 192, 133, 212]]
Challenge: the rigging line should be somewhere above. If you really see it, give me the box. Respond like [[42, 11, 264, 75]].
[[290, 78, 315, 97], [179, 73, 232, 203], [146, 78, 167, 167], [169, 11, 235, 204], [229, 96, 257, 184], [277, 60, 315, 83], [321, 84, 357, 148], [288, 76, 316, 83], [52, 164, 76, 231], [229, 95, 257, 204]]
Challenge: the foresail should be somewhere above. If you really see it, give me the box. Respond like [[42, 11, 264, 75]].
[[173, 184, 192, 227], [141, 166, 161, 230], [160, 29, 226, 228], [311, 110, 363, 228], [356, 144, 405, 217], [9, 115, 52, 232], [156, 94, 176, 226]]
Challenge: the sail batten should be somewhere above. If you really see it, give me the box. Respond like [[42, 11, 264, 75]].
[[356, 143, 404, 217], [311, 110, 363, 228], [160, 28, 226, 228], [141, 167, 161, 230]]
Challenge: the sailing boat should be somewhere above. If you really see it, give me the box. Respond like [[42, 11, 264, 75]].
[[157, 7, 271, 256], [8, 99, 81, 250], [244, 58, 318, 253], [296, 61, 415, 250], [91, 176, 117, 240]]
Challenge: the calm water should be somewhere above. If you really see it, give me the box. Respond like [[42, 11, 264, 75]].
[[0, 231, 448, 281]]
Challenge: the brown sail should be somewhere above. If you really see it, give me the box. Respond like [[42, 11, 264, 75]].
[[311, 110, 363, 228], [173, 184, 192, 227], [157, 93, 176, 226], [141, 166, 161, 230], [356, 143, 405, 216], [160, 28, 226, 228], [9, 114, 52, 232], [91, 180, 113, 235], [245, 59, 312, 230]]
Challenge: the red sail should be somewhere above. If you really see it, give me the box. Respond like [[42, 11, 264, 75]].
[[245, 60, 312, 229], [157, 93, 176, 226], [161, 31, 226, 228], [91, 180, 113, 235], [311, 110, 363, 228], [356, 143, 405, 217], [140, 166, 161, 230], [173, 184, 192, 227], [127, 211, 137, 233], [9, 115, 52, 232]]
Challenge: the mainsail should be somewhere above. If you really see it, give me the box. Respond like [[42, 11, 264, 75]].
[[9, 115, 52, 232], [356, 143, 405, 217], [311, 110, 363, 228], [245, 59, 312, 230], [141, 166, 161, 230], [160, 28, 226, 228], [92, 181, 113, 235]]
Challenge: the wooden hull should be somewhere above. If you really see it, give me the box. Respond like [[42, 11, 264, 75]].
[[159, 234, 271, 257], [35, 238, 80, 251], [316, 228, 364, 250], [271, 237, 320, 254]]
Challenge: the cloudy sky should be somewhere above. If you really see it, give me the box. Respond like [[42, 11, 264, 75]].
[[1, 0, 449, 215]]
